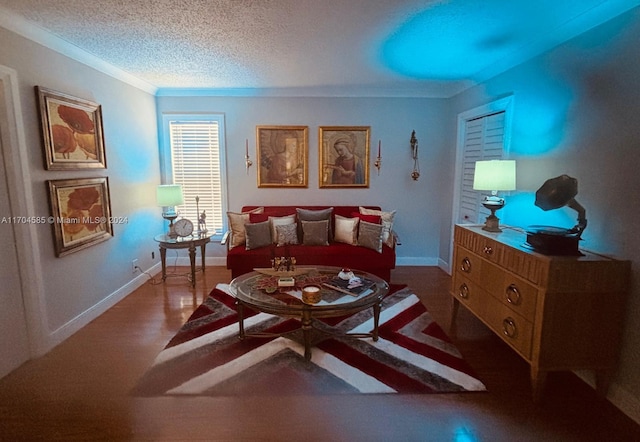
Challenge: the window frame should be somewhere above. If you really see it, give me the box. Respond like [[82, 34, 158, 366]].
[[160, 113, 228, 241]]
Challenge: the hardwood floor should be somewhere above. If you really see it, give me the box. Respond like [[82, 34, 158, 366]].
[[1, 266, 638, 441]]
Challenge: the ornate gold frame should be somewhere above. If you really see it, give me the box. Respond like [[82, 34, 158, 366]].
[[47, 177, 113, 257], [36, 86, 107, 170], [319, 126, 370, 188], [256, 125, 308, 188]]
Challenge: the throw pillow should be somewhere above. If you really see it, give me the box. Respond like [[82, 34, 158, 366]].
[[275, 223, 299, 246], [358, 220, 384, 253], [226, 207, 264, 249], [334, 215, 359, 245], [359, 207, 396, 248], [297, 207, 334, 240], [244, 220, 272, 250], [269, 214, 296, 243], [301, 219, 329, 246]]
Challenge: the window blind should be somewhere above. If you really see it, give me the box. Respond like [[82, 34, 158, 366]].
[[459, 111, 506, 224], [168, 119, 224, 235]]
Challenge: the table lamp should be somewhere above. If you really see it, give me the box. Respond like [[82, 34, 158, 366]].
[[157, 184, 184, 238], [472, 160, 516, 232]]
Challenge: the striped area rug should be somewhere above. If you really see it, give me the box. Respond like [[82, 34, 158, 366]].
[[133, 284, 486, 396]]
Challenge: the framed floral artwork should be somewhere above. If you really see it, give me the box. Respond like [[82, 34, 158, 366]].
[[36, 86, 107, 170], [319, 126, 370, 188], [47, 177, 113, 257], [256, 125, 308, 187]]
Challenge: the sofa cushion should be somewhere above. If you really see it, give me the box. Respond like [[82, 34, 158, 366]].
[[334, 215, 359, 245], [226, 207, 264, 249], [269, 214, 296, 243], [275, 223, 299, 246], [245, 221, 272, 250], [351, 212, 382, 225], [358, 220, 384, 253], [359, 206, 396, 247], [297, 207, 333, 239], [301, 219, 329, 246]]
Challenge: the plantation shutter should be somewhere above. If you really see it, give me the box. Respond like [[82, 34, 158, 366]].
[[459, 111, 506, 224], [168, 119, 224, 235]]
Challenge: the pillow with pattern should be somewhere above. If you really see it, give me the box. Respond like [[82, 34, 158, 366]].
[[275, 223, 299, 246]]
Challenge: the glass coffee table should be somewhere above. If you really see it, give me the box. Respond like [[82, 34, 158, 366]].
[[229, 266, 389, 360]]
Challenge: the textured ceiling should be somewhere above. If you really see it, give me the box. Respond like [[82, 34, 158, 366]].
[[0, 0, 637, 96]]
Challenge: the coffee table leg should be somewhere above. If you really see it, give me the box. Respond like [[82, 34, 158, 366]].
[[237, 301, 245, 339], [372, 301, 381, 341], [302, 310, 312, 360]]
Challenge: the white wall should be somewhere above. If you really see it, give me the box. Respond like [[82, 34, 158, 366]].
[[156, 95, 451, 266], [446, 8, 640, 422], [0, 27, 162, 354]]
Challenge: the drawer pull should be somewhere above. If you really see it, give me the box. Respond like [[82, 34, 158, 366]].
[[483, 245, 493, 255], [505, 284, 521, 305], [502, 317, 518, 338], [458, 283, 469, 299], [461, 257, 472, 273]]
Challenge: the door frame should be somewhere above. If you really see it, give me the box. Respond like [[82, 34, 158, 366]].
[[448, 96, 514, 273], [0, 65, 48, 359]]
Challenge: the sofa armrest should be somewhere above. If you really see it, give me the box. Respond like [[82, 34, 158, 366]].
[[221, 230, 231, 247], [391, 230, 401, 247]]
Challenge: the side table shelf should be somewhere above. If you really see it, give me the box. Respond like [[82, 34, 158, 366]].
[[154, 233, 212, 287], [450, 224, 630, 402]]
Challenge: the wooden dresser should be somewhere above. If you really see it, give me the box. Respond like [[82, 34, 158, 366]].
[[450, 224, 630, 401]]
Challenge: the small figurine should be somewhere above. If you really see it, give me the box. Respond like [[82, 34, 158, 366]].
[[198, 210, 207, 233]]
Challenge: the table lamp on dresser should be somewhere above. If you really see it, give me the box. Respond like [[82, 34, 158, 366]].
[[472, 159, 516, 232]]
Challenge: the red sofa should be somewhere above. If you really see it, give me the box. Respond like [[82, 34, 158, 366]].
[[223, 205, 396, 281]]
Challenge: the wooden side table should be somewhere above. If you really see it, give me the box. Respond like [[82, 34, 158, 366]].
[[154, 233, 211, 287]]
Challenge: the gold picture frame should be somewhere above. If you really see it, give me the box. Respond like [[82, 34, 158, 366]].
[[47, 177, 113, 257], [256, 125, 308, 187], [36, 86, 107, 170], [319, 126, 370, 188]]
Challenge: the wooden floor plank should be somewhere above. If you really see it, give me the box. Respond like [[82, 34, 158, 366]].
[[0, 266, 638, 441]]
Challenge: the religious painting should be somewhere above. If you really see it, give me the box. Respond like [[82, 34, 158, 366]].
[[36, 86, 107, 170], [47, 177, 113, 257], [256, 126, 308, 187], [319, 126, 370, 188]]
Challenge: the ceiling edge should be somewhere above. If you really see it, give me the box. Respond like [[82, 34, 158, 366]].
[[0, 6, 158, 95]]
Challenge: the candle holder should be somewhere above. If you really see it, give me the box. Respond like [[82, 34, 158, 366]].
[[410, 130, 420, 181], [374, 140, 382, 175], [245, 139, 253, 174]]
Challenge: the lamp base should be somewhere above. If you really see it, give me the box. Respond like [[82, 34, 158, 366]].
[[162, 212, 178, 238], [481, 198, 505, 233], [482, 213, 502, 232]]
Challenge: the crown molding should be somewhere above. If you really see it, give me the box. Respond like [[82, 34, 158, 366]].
[[0, 6, 157, 95]]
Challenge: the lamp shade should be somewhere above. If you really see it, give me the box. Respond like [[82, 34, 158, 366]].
[[473, 160, 516, 191], [156, 184, 184, 207]]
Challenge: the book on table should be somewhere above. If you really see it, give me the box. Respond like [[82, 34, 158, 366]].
[[322, 276, 376, 297]]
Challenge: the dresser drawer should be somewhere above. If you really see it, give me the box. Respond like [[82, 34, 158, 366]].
[[483, 295, 533, 359], [453, 246, 484, 285], [455, 226, 504, 264], [482, 262, 539, 321], [452, 273, 485, 317]]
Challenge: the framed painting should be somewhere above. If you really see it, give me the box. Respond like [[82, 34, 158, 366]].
[[47, 177, 113, 257], [256, 125, 308, 187], [36, 86, 107, 170], [319, 126, 370, 188]]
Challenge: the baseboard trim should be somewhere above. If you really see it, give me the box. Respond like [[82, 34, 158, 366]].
[[575, 370, 640, 425], [45, 263, 162, 353]]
